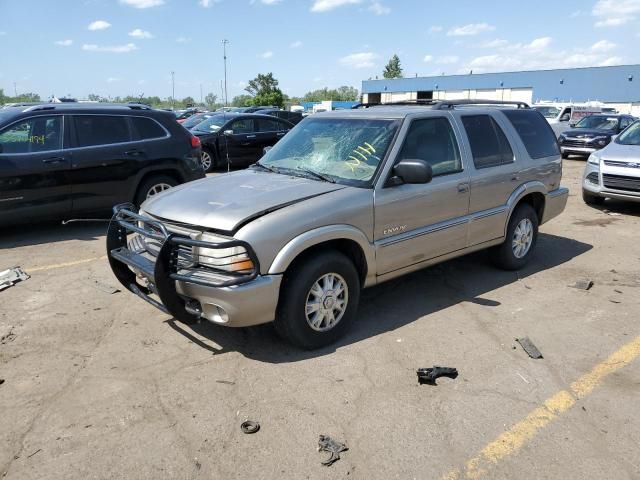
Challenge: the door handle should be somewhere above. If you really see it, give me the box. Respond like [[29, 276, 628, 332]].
[[457, 183, 469, 193], [42, 156, 66, 164], [246, 135, 256, 139], [124, 149, 144, 157], [277, 132, 285, 136]]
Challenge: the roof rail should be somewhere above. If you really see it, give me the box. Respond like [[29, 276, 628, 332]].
[[434, 99, 530, 109], [23, 102, 153, 112], [351, 99, 439, 109]]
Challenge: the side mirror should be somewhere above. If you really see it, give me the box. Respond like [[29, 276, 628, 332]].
[[263, 146, 272, 155], [391, 159, 433, 185], [223, 129, 234, 136]]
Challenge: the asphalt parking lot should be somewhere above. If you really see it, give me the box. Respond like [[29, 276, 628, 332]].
[[1, 159, 639, 480]]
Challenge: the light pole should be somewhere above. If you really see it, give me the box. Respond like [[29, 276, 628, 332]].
[[222, 39, 229, 108], [200, 83, 203, 106], [171, 71, 175, 110]]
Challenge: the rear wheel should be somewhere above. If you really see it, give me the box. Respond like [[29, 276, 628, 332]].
[[582, 189, 605, 206], [201, 149, 216, 172], [490, 203, 539, 271], [135, 175, 177, 206], [275, 251, 360, 349]]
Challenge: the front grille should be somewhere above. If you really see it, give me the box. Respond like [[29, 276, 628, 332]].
[[562, 139, 591, 148], [604, 160, 640, 168], [586, 172, 599, 184], [602, 174, 640, 192]]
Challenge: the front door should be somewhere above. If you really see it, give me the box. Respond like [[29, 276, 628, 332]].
[[0, 114, 71, 224], [374, 116, 470, 275], [222, 118, 261, 167]]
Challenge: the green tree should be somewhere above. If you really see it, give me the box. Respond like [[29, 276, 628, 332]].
[[181, 96, 196, 108], [87, 93, 101, 102], [244, 72, 284, 107], [231, 94, 253, 107], [204, 93, 218, 110], [301, 86, 359, 102], [383, 54, 403, 79]]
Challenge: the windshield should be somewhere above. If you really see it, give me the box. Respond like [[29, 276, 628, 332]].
[[616, 121, 640, 145], [258, 117, 399, 187], [575, 115, 619, 130], [192, 115, 228, 133], [182, 113, 213, 129], [534, 106, 561, 119]]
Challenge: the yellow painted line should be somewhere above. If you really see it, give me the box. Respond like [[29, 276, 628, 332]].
[[443, 335, 640, 480], [27, 255, 107, 273]]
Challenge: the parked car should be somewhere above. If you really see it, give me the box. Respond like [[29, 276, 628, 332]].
[[242, 106, 276, 113], [558, 114, 636, 159], [107, 100, 568, 348], [176, 109, 201, 123], [190, 113, 293, 171], [533, 103, 602, 136], [180, 112, 216, 130], [582, 120, 640, 205], [0, 103, 204, 225], [260, 109, 304, 125]]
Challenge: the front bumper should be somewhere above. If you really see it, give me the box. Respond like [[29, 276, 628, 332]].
[[582, 164, 640, 203], [560, 145, 598, 155], [106, 205, 281, 327]]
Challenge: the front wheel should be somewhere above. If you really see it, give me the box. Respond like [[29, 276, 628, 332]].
[[582, 189, 605, 206], [275, 251, 360, 349], [490, 203, 539, 271], [134, 175, 177, 206]]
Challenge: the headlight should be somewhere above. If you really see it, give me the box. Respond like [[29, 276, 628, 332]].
[[197, 233, 255, 273], [594, 136, 609, 146], [558, 135, 566, 143], [587, 153, 600, 165]]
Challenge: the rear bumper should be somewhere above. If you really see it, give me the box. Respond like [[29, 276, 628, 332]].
[[542, 187, 569, 224], [106, 205, 280, 327]]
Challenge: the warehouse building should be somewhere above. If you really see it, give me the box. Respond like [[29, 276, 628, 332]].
[[361, 64, 640, 114]]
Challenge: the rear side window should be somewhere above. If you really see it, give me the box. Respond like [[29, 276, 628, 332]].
[[0, 116, 62, 154], [461, 115, 514, 169], [73, 115, 130, 147], [257, 118, 282, 132], [231, 118, 255, 134], [131, 117, 167, 140], [502, 110, 559, 159]]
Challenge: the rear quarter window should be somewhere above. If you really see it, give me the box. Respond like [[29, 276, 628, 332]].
[[502, 109, 560, 159], [131, 116, 167, 140]]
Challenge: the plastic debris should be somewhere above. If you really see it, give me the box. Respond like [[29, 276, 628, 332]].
[[0, 267, 29, 291], [570, 279, 593, 290], [240, 421, 260, 434], [516, 337, 543, 359], [416, 367, 459, 385], [318, 435, 348, 466], [92, 280, 121, 295]]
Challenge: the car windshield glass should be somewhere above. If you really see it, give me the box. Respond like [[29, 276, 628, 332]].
[[259, 117, 399, 187], [575, 116, 619, 130], [192, 115, 227, 133], [182, 114, 213, 129], [616, 121, 640, 145], [534, 106, 561, 119]]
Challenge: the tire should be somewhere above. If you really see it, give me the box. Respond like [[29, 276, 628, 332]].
[[490, 203, 539, 271], [134, 175, 178, 206], [274, 251, 361, 349], [201, 148, 216, 173], [582, 189, 605, 206]]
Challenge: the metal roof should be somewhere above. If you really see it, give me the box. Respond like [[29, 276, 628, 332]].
[[362, 64, 640, 103]]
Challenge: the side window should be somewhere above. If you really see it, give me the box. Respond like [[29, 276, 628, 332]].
[[461, 115, 514, 169], [502, 109, 560, 159], [131, 117, 167, 140], [397, 117, 462, 176], [0, 116, 62, 154], [257, 118, 281, 132], [559, 108, 571, 122], [231, 118, 254, 134], [619, 117, 631, 130], [73, 115, 130, 147]]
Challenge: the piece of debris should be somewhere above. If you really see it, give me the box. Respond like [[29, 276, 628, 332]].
[[240, 421, 260, 434], [614, 289, 623, 294], [516, 372, 530, 384], [0, 267, 29, 291], [570, 279, 594, 291], [416, 366, 459, 385], [0, 326, 16, 345], [609, 299, 622, 304], [92, 280, 121, 295], [0, 379, 4, 386], [27, 449, 42, 459], [318, 435, 348, 466], [215, 380, 235, 385], [516, 337, 543, 359]]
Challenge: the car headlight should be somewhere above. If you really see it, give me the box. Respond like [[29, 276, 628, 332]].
[[558, 135, 566, 143], [592, 136, 609, 146], [587, 153, 600, 165], [197, 233, 255, 273]]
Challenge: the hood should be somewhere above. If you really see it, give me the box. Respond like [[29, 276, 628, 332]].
[[562, 128, 616, 139], [142, 169, 346, 232], [598, 141, 640, 162]]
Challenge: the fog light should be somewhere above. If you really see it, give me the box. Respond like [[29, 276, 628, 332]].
[[209, 304, 229, 324]]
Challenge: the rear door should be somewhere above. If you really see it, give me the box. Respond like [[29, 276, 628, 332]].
[[256, 117, 291, 160], [68, 114, 133, 213], [223, 118, 260, 166], [0, 114, 71, 223]]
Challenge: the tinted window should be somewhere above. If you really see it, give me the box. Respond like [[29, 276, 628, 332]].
[[398, 117, 462, 176], [231, 118, 254, 134], [0, 116, 62, 154], [74, 115, 130, 147], [257, 118, 282, 132], [619, 117, 632, 129], [503, 109, 560, 159], [461, 115, 514, 169], [131, 117, 166, 140]]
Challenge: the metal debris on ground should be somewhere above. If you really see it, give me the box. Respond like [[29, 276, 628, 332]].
[[1, 326, 16, 344], [240, 420, 260, 434], [516, 337, 544, 359], [318, 435, 348, 466], [92, 280, 121, 295], [416, 366, 459, 385], [570, 279, 594, 291], [215, 380, 235, 385], [0, 379, 5, 386], [0, 267, 30, 291]]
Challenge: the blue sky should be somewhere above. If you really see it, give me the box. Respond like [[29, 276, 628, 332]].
[[1, 0, 639, 101]]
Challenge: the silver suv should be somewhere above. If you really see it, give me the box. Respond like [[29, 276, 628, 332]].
[[107, 100, 568, 349]]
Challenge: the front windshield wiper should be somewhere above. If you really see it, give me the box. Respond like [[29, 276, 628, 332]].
[[250, 162, 279, 173], [294, 167, 336, 183]]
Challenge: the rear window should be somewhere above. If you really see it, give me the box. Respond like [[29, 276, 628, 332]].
[[502, 109, 560, 159], [73, 115, 130, 147], [461, 115, 514, 169], [131, 117, 167, 140]]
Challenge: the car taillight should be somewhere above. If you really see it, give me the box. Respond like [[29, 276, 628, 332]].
[[190, 135, 201, 148]]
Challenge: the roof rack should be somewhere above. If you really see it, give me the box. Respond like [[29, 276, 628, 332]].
[[352, 99, 530, 110], [23, 103, 152, 113]]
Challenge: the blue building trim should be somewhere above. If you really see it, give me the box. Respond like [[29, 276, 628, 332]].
[[362, 64, 640, 103]]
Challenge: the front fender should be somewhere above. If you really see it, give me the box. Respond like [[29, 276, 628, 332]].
[[268, 224, 376, 287]]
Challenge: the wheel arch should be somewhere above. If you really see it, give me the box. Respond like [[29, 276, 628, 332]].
[[504, 182, 547, 235], [133, 169, 183, 203]]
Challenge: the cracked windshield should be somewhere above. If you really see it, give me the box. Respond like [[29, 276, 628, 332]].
[[259, 118, 399, 186]]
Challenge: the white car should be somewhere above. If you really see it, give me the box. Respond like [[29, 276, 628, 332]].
[[583, 121, 640, 205]]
